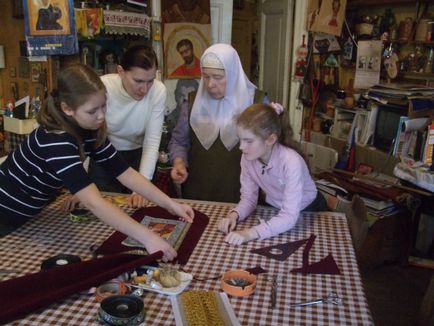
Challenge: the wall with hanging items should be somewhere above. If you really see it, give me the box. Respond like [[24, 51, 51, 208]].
[[302, 0, 434, 169], [346, 0, 434, 86], [0, 1, 47, 108]]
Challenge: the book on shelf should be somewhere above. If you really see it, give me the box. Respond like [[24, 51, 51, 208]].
[[392, 117, 427, 160], [315, 179, 348, 197], [422, 122, 434, 166], [371, 83, 434, 97], [359, 196, 396, 211]]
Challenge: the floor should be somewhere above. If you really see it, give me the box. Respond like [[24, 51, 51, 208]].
[[360, 261, 433, 325]]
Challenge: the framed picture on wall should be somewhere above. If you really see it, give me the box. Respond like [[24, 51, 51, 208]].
[[163, 23, 211, 79], [9, 66, 16, 78], [10, 82, 18, 100], [12, 0, 24, 19], [18, 57, 30, 78], [31, 63, 42, 82]]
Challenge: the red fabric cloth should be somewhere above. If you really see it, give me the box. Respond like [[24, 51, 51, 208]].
[[0, 252, 162, 325], [94, 206, 209, 265]]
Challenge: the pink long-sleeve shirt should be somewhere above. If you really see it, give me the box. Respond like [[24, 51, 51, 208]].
[[232, 143, 317, 239]]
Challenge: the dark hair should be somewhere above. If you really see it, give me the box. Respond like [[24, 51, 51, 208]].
[[120, 45, 158, 71], [236, 103, 306, 160], [37, 64, 107, 160], [176, 39, 193, 52]]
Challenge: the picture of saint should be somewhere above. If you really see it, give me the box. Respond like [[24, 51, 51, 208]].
[[327, 0, 341, 27], [164, 23, 211, 79], [170, 39, 201, 78], [149, 222, 176, 239], [27, 0, 71, 36], [36, 0, 63, 30], [308, 0, 347, 37]]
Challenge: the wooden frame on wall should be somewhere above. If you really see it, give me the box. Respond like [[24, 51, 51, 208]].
[[12, 0, 24, 19]]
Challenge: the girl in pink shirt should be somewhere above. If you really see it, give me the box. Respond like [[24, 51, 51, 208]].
[[218, 104, 326, 245]]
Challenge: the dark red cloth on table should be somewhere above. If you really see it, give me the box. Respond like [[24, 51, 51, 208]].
[[0, 252, 162, 325], [94, 206, 209, 265], [291, 234, 341, 275], [250, 237, 310, 261]]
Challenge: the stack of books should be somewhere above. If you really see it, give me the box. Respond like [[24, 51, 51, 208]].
[[359, 196, 400, 218], [367, 83, 434, 109]]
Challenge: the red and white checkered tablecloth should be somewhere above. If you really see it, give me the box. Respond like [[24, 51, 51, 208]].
[[1, 194, 373, 325]]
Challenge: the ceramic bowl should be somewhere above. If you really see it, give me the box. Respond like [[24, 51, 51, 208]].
[[221, 269, 257, 297]]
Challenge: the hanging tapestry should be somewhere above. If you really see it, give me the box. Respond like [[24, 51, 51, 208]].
[[23, 0, 78, 56]]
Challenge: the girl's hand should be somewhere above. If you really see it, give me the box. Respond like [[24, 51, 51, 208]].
[[217, 211, 239, 234], [128, 193, 147, 208], [224, 228, 258, 245], [171, 159, 188, 184], [167, 202, 194, 223], [61, 195, 83, 213], [143, 233, 177, 262]]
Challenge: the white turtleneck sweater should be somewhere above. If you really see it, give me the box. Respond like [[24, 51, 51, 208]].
[[101, 74, 167, 180]]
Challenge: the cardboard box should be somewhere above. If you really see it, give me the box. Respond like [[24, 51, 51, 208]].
[[3, 116, 37, 135]]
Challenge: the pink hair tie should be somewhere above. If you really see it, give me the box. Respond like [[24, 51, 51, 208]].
[[269, 102, 284, 115]]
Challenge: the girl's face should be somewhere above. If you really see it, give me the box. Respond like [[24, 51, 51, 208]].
[[201, 68, 226, 99], [118, 66, 156, 101], [62, 90, 107, 130], [237, 127, 276, 163]]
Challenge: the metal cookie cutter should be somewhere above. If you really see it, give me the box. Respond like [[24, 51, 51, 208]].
[[290, 292, 342, 307]]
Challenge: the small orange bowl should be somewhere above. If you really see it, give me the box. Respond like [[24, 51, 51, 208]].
[[221, 269, 256, 297]]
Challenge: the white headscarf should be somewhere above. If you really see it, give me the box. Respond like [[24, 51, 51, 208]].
[[190, 43, 256, 150]]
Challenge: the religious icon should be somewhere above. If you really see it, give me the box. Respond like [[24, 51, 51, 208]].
[[122, 216, 191, 251], [26, 0, 71, 36], [308, 0, 347, 37], [164, 23, 211, 79]]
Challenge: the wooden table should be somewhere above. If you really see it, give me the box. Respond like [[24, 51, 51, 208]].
[[0, 193, 373, 325]]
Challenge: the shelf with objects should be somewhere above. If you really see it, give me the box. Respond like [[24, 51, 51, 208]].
[[302, 0, 434, 270], [46, 1, 152, 90], [346, 0, 434, 85]]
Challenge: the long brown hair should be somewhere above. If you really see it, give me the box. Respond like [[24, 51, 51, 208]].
[[37, 64, 107, 160], [236, 103, 306, 160]]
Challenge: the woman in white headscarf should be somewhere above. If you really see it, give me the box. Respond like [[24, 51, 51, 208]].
[[168, 43, 277, 203]]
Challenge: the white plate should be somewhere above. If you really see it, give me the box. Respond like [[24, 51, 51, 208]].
[[133, 268, 193, 296]]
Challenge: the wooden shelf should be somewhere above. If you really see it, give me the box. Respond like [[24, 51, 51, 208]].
[[391, 41, 434, 47], [349, 0, 431, 6], [400, 72, 434, 81]]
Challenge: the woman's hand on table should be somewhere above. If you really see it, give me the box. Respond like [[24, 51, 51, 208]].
[[224, 228, 258, 245], [61, 194, 83, 213], [128, 193, 147, 208], [170, 159, 188, 184], [167, 202, 195, 223], [218, 211, 239, 234]]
